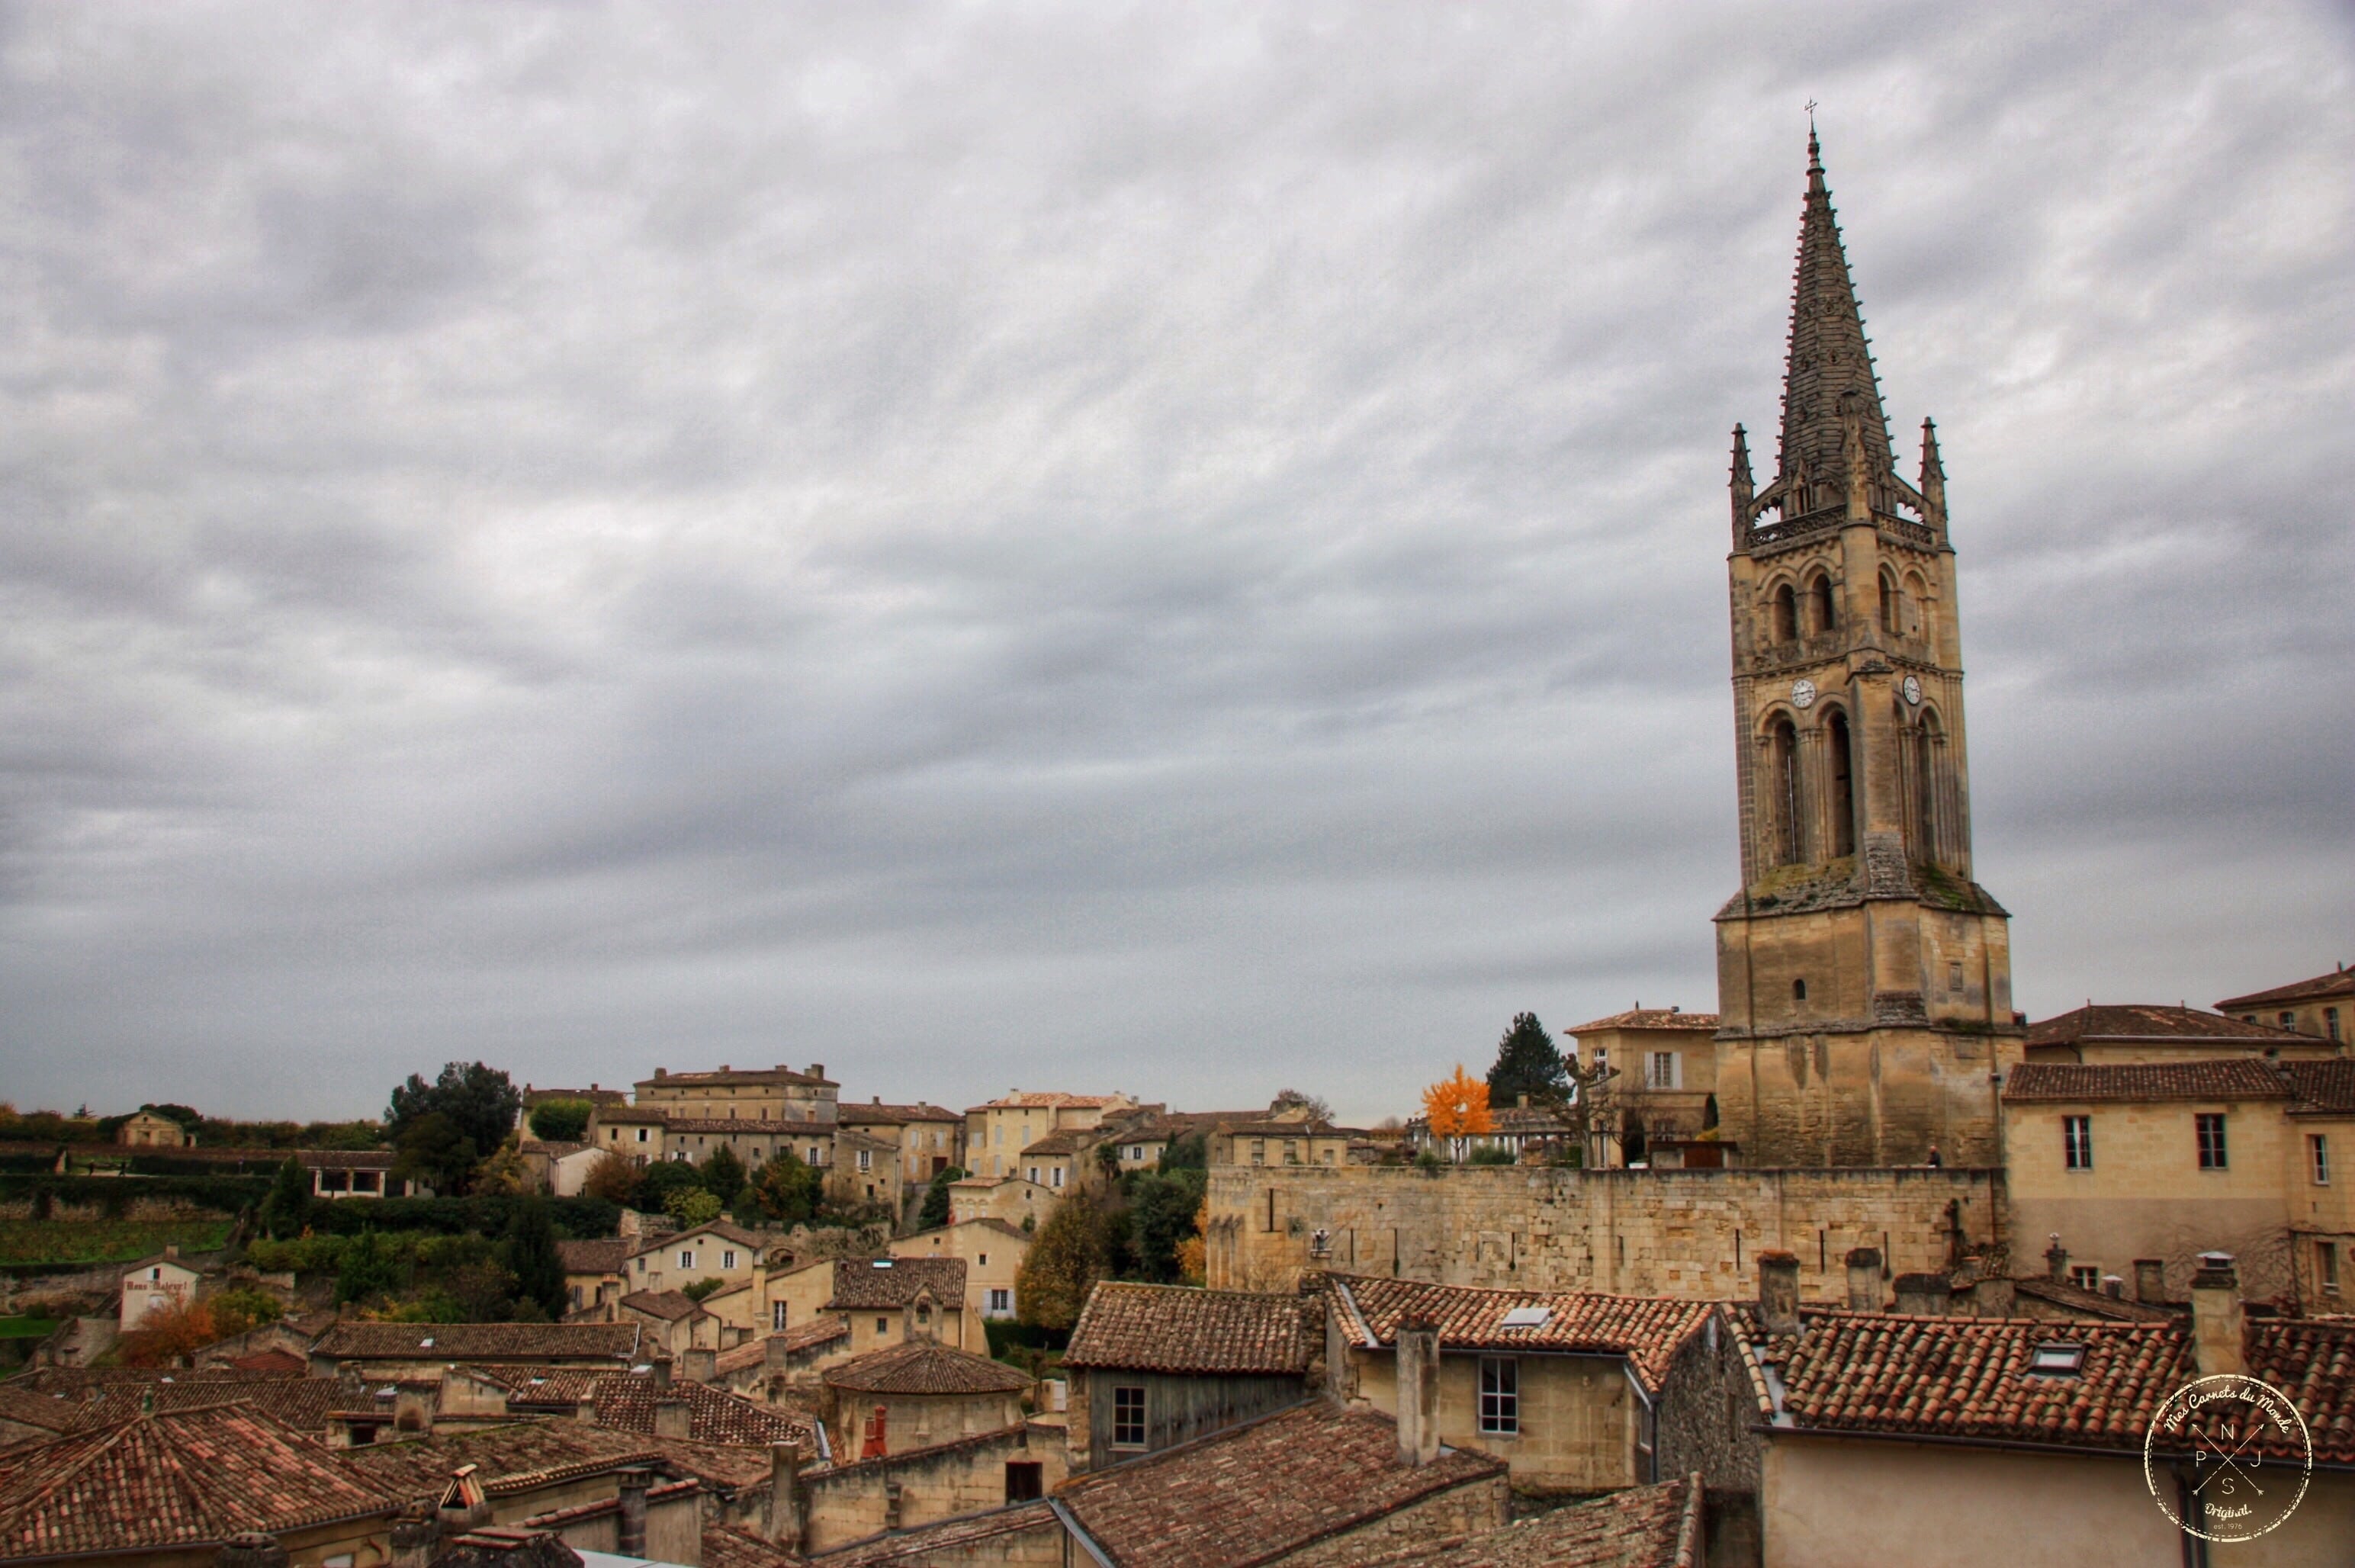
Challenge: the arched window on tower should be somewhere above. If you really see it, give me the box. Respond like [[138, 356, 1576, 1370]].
[[1904, 571, 1932, 646], [1809, 574, 1836, 636], [1825, 709, 1856, 858], [1772, 583, 1798, 644], [1913, 708, 1944, 865], [1878, 570, 1899, 635], [1768, 716, 1802, 866]]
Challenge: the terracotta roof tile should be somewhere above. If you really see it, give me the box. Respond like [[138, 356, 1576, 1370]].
[[969, 1092, 1124, 1111], [2002, 1060, 2289, 1104], [621, 1290, 709, 1323], [1745, 1308, 2190, 1452], [2284, 1060, 2355, 1116], [1055, 1402, 1505, 1568], [638, 1066, 831, 1088], [824, 1258, 964, 1310], [2245, 1316, 2355, 1464], [817, 1500, 1060, 1566], [839, 1101, 964, 1125], [2215, 966, 2355, 1011], [558, 1238, 632, 1275], [1332, 1277, 1714, 1392], [702, 1523, 805, 1568], [2026, 1004, 2305, 1047], [1351, 1474, 1702, 1568], [1563, 1010, 1719, 1033], [339, 1418, 773, 1497], [47, 1379, 353, 1435], [2010, 1276, 2175, 1324], [0, 1406, 395, 1557], [225, 1348, 310, 1374], [821, 1340, 1030, 1396], [1064, 1282, 1315, 1376], [581, 1376, 814, 1448], [312, 1321, 644, 1363]]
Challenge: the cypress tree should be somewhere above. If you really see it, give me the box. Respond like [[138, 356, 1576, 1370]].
[[1486, 1011, 1569, 1104]]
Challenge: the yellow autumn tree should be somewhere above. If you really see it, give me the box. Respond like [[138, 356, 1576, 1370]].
[[1422, 1063, 1494, 1154]]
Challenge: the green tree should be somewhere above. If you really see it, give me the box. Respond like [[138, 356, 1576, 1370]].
[[750, 1151, 821, 1226], [1123, 1168, 1206, 1284], [335, 1232, 403, 1306], [699, 1144, 747, 1202], [1158, 1133, 1206, 1173], [1016, 1198, 1109, 1331], [634, 1160, 705, 1213], [917, 1165, 965, 1231], [1486, 1012, 1568, 1104], [258, 1156, 313, 1239], [503, 1198, 567, 1320], [583, 1150, 639, 1203], [681, 1277, 726, 1303], [471, 1140, 536, 1196], [526, 1098, 593, 1142], [385, 1062, 522, 1162], [664, 1187, 723, 1228], [391, 1112, 477, 1195]]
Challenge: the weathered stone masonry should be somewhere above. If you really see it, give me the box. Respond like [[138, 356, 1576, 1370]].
[[1206, 1164, 2003, 1303]]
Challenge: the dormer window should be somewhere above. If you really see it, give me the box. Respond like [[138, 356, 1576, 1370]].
[[2027, 1343, 2085, 1377]]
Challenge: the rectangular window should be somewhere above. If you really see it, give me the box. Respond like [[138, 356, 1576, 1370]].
[[1946, 961, 1965, 994], [2070, 1265, 2101, 1292], [2280, 1012, 2296, 1030], [2312, 1135, 2331, 1186], [722, 1249, 737, 1270], [1004, 1460, 1043, 1502], [637, 1127, 649, 1142], [1052, 1167, 1065, 1189], [679, 1250, 695, 1269], [2063, 1116, 2092, 1171], [773, 1302, 789, 1332], [2328, 1007, 2342, 1042], [857, 1149, 872, 1172], [988, 1288, 1011, 1313], [2197, 1113, 2228, 1170], [1251, 1140, 1265, 1166], [1647, 1052, 1679, 1090], [1112, 1385, 1147, 1448], [2321, 1242, 2341, 1295], [876, 1316, 889, 1334], [1478, 1357, 1518, 1435]]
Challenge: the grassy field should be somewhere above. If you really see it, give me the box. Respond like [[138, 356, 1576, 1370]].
[[0, 1219, 233, 1268]]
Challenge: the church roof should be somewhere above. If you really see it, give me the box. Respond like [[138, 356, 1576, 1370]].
[[2215, 964, 2355, 1011], [1776, 128, 1894, 509]]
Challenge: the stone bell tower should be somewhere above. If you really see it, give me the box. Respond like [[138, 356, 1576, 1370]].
[[1713, 130, 2022, 1167]]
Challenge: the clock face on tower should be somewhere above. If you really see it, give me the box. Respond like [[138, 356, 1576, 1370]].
[[1902, 674, 1923, 706], [1790, 678, 1817, 710]]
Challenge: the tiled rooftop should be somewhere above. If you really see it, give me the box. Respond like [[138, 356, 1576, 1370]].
[[702, 1523, 806, 1568], [1351, 1474, 1702, 1568], [3, 1378, 356, 1436], [821, 1339, 1030, 1396], [1064, 1282, 1316, 1377], [816, 1499, 1061, 1566], [620, 1290, 709, 1322], [339, 1418, 772, 1498], [2216, 965, 2355, 1011], [2284, 1059, 2355, 1116], [0, 1406, 396, 1557], [1055, 1401, 1505, 1568], [312, 1320, 644, 1363], [1563, 1009, 1720, 1033], [581, 1375, 814, 1448], [2010, 1275, 2175, 1324], [557, 1238, 632, 1275], [659, 1117, 839, 1136], [1331, 1276, 1714, 1393], [839, 1100, 964, 1125], [639, 1065, 833, 1088], [2026, 1004, 2303, 1046], [1017, 1128, 1097, 1155], [2000, 1060, 2289, 1104], [824, 1257, 965, 1310], [969, 1092, 1125, 1111]]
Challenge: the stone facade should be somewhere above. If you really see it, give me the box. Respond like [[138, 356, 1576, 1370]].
[[1711, 132, 2023, 1169], [1205, 1162, 1999, 1303], [789, 1423, 1065, 1554]]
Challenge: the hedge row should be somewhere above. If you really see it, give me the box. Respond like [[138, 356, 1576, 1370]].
[[0, 1173, 272, 1214], [300, 1194, 621, 1240]]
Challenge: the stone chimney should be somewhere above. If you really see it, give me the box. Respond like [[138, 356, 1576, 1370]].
[[2134, 1259, 2167, 1306], [808, 1064, 825, 1080], [1843, 1248, 1882, 1310], [572, 1397, 597, 1428], [2190, 1253, 2246, 1377], [1394, 1319, 1441, 1467], [1893, 1273, 1947, 1316], [765, 1333, 792, 1373], [654, 1394, 694, 1440], [2045, 1235, 2067, 1282], [651, 1357, 673, 1390], [2102, 1275, 2124, 1300], [769, 1441, 805, 1550], [393, 1385, 435, 1435], [1758, 1252, 1801, 1335], [1968, 1275, 2015, 1317], [683, 1347, 718, 1385], [616, 1468, 651, 1558], [214, 1533, 287, 1568], [388, 1504, 439, 1568]]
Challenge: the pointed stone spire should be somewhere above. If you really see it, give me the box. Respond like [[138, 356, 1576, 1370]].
[[1729, 423, 1755, 538], [1918, 416, 1945, 524], [1778, 129, 1893, 510]]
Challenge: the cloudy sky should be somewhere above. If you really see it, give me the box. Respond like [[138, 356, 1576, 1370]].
[[2, 3, 2349, 1124]]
